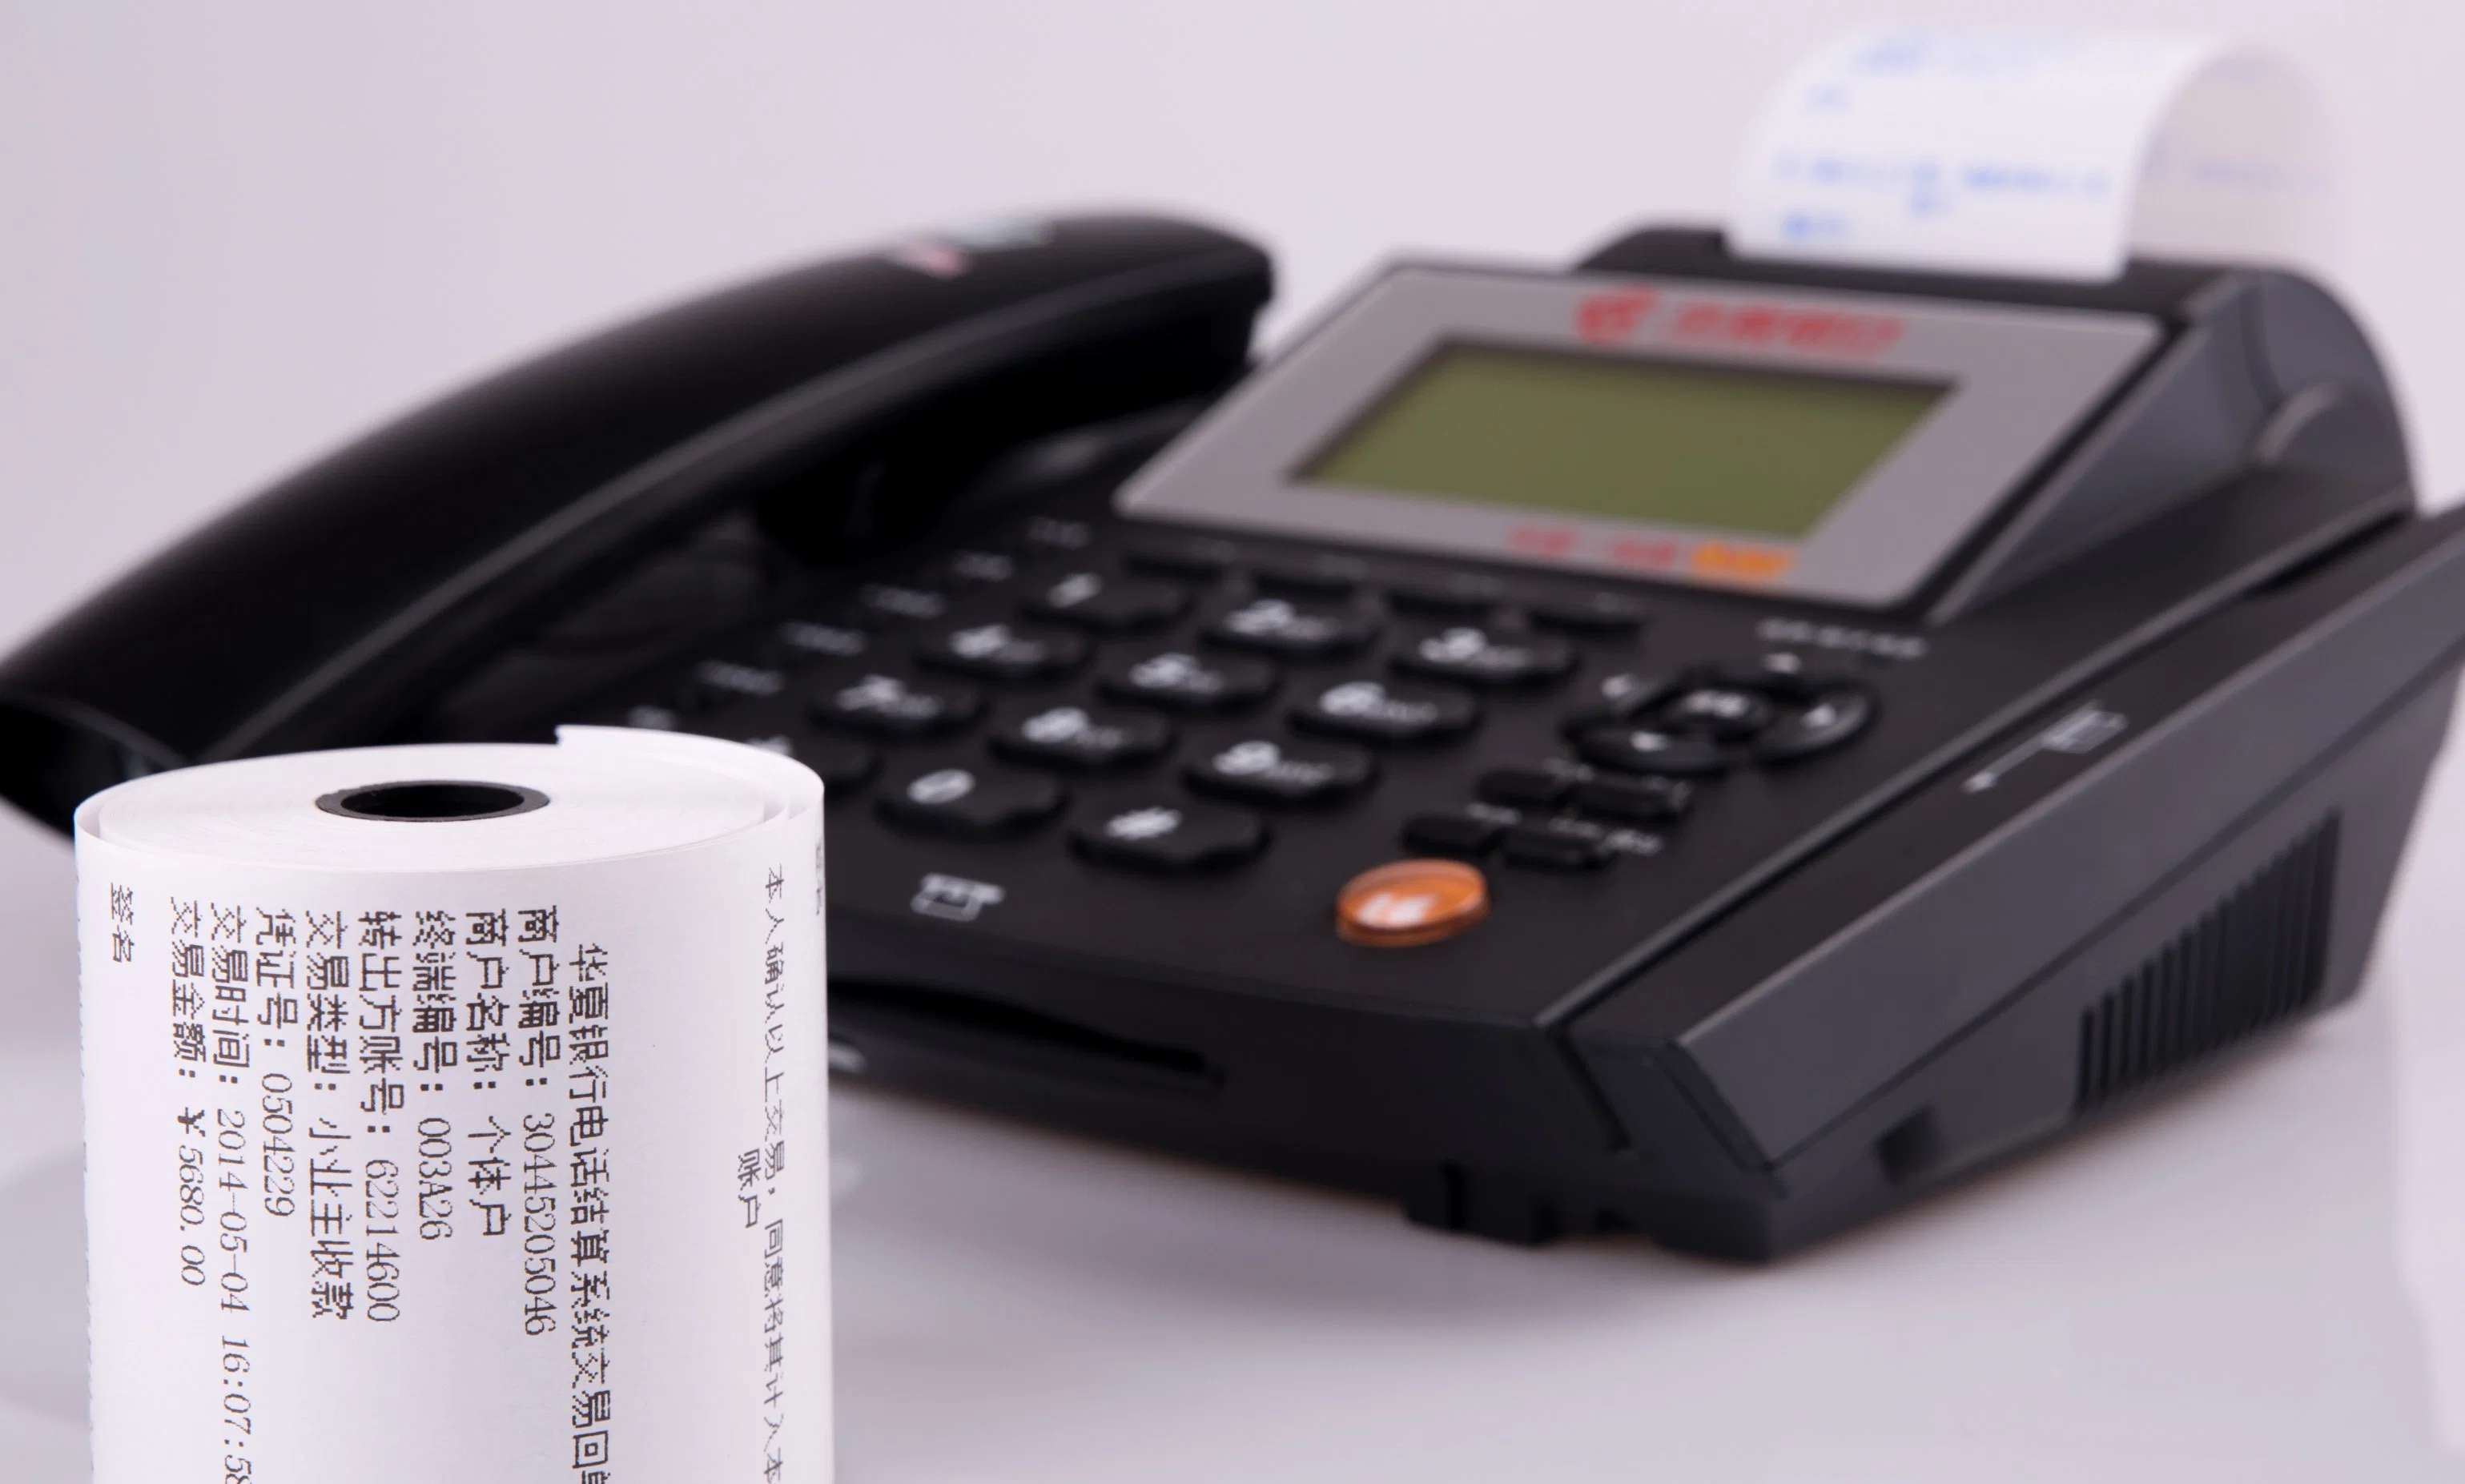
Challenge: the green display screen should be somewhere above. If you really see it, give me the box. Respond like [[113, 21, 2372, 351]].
[[1301, 344, 1949, 539]]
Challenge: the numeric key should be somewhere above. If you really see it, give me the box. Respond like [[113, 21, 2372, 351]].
[[916, 622, 1088, 682], [1184, 738, 1373, 805], [811, 672, 983, 738], [1293, 678, 1478, 744], [1097, 650, 1280, 712], [991, 705, 1173, 770], [877, 766, 1064, 838], [1393, 625, 1574, 688], [1023, 569, 1189, 633], [1069, 800, 1267, 873], [1206, 597, 1376, 659]]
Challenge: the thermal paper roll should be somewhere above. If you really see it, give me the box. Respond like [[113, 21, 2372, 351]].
[[76, 727, 829, 1484], [1731, 30, 2340, 281]]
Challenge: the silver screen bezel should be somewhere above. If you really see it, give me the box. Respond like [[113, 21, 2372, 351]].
[[1116, 266, 2162, 608]]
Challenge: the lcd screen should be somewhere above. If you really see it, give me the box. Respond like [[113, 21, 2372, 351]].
[[1301, 344, 1950, 539]]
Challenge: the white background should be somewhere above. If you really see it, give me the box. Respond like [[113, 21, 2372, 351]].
[[7, 2, 2465, 1478]]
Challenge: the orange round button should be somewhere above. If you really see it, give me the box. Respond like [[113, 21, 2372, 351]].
[[1336, 859, 1490, 947]]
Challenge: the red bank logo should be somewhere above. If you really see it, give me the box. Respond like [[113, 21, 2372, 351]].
[[1668, 299, 1901, 358], [1574, 291, 1656, 344]]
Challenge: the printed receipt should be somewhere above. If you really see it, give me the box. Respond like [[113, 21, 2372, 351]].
[[1731, 30, 2340, 281], [75, 729, 830, 1484]]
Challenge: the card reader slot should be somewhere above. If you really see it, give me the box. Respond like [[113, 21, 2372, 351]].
[[831, 979, 1220, 1100]]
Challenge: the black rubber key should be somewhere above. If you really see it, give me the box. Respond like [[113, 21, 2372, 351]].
[[1023, 570, 1190, 633], [770, 620, 868, 667], [1393, 625, 1575, 688], [876, 765, 1064, 838], [1570, 773, 1692, 823], [674, 658, 787, 713], [811, 672, 983, 738], [1388, 572, 1505, 614], [1206, 597, 1377, 659], [991, 704, 1173, 770], [1500, 818, 1614, 871], [1560, 671, 1676, 737], [1574, 724, 1727, 777], [1184, 738, 1374, 805], [856, 582, 948, 625], [1752, 689, 1876, 763], [736, 732, 879, 793], [1474, 767, 1572, 809], [1070, 800, 1266, 873], [1400, 812, 1507, 856], [1529, 590, 1647, 633], [1293, 679, 1478, 744], [915, 621, 1088, 682], [1096, 650, 1280, 712], [1659, 685, 1775, 742]]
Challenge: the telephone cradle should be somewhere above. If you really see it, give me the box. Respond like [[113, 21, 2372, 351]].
[[8, 213, 2463, 1259]]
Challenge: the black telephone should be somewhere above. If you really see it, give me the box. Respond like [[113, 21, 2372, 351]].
[[10, 211, 2465, 1259]]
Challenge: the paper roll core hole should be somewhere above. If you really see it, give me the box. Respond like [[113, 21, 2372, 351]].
[[316, 779, 549, 822]]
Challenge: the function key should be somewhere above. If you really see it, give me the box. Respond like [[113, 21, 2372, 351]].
[[1500, 817, 1615, 871], [1023, 569, 1191, 633], [1570, 773, 1691, 823], [1392, 625, 1575, 689], [1124, 533, 1239, 578], [1401, 811, 1508, 857], [1335, 859, 1490, 948], [1205, 597, 1376, 659], [1658, 685, 1775, 742], [1293, 679, 1478, 745], [1019, 515, 1095, 553], [1252, 552, 1369, 594], [811, 672, 983, 738], [674, 658, 787, 713], [1097, 650, 1279, 712], [991, 704, 1172, 770], [857, 581, 949, 625], [1752, 688, 1876, 763], [916, 621, 1088, 683], [1474, 766, 1572, 810], [1530, 589, 1648, 634], [877, 765, 1064, 839], [741, 732, 880, 794], [1069, 800, 1266, 873], [772, 620, 868, 666], [935, 548, 1020, 588], [1690, 657, 1825, 700], [1184, 738, 1374, 806], [1574, 724, 1727, 777], [1388, 571, 1505, 615], [1561, 671, 1676, 736]]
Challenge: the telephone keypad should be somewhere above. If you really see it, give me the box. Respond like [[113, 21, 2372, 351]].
[[915, 621, 1088, 682], [990, 704, 1174, 771], [1023, 570, 1191, 633], [1560, 671, 1675, 736], [1096, 650, 1279, 712], [1184, 738, 1374, 805], [1069, 799, 1268, 873], [878, 764, 1064, 838], [812, 671, 984, 738], [1391, 625, 1575, 689], [1293, 679, 1478, 745], [1205, 597, 1377, 659]]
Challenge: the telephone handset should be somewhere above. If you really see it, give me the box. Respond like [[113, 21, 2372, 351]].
[[0, 214, 1270, 827]]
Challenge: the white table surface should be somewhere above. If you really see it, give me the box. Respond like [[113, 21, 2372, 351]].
[[8, 729, 2465, 1482]]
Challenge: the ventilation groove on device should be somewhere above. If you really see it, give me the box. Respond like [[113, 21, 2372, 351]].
[[2074, 817, 2340, 1112]]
